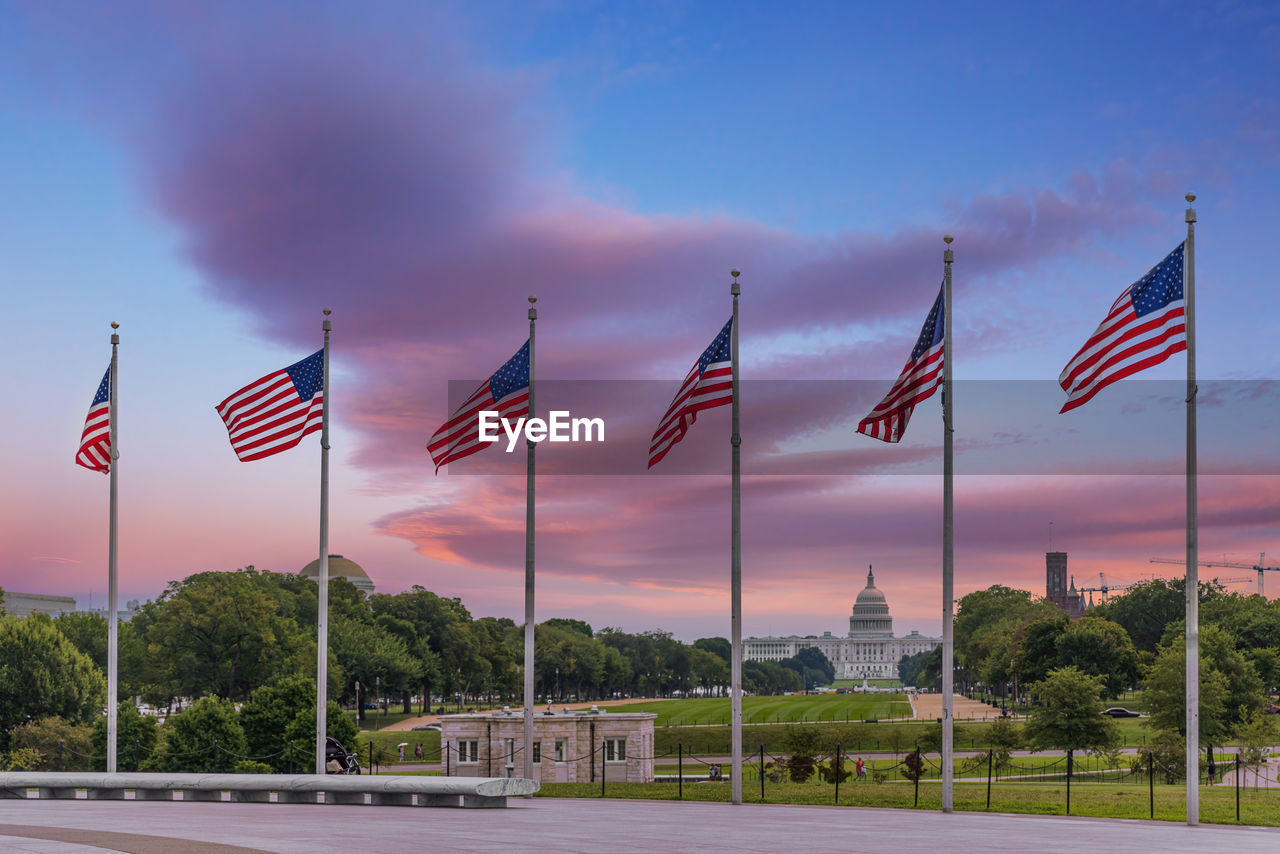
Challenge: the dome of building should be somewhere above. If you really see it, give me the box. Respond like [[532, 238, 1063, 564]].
[[300, 554, 375, 596], [848, 566, 893, 636]]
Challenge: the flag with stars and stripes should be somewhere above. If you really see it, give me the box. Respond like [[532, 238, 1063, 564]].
[[216, 350, 324, 462], [857, 285, 944, 442], [1059, 242, 1186, 413], [649, 318, 734, 467], [428, 341, 530, 471], [76, 366, 112, 473]]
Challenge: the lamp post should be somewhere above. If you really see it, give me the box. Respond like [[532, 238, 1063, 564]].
[[376, 675, 382, 727], [355, 680, 361, 725]]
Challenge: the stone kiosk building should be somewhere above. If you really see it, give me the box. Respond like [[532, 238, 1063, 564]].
[[441, 706, 656, 783]]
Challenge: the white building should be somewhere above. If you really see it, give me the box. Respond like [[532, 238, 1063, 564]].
[[743, 567, 940, 680]]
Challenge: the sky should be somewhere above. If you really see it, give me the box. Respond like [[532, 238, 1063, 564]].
[[1, 0, 1279, 640]]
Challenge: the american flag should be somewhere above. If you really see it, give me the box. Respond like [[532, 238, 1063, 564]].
[[76, 366, 112, 473], [857, 285, 944, 442], [428, 341, 530, 471], [1059, 243, 1185, 413], [216, 350, 325, 462], [648, 318, 734, 468]]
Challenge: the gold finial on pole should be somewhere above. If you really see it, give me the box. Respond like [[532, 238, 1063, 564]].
[[1185, 193, 1196, 204], [943, 234, 954, 244], [730, 269, 741, 296], [110, 322, 119, 329]]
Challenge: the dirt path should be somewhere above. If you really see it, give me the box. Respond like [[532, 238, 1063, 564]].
[[911, 692, 1010, 722], [379, 697, 663, 731]]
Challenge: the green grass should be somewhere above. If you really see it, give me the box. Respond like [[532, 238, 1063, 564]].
[[655, 753, 1136, 780], [535, 780, 1280, 827], [598, 694, 909, 727], [353, 730, 441, 770], [652, 715, 1160, 755]]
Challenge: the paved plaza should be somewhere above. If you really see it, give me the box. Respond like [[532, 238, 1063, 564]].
[[0, 797, 1276, 853]]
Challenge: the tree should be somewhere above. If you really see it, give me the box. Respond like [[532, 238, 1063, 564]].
[[954, 586, 1059, 685], [8, 716, 93, 771], [793, 647, 836, 687], [1023, 667, 1119, 753], [1054, 617, 1138, 698], [139, 569, 315, 701], [693, 637, 731, 664], [239, 675, 316, 770], [1143, 624, 1262, 746], [330, 615, 420, 718], [1234, 709, 1279, 787], [898, 650, 929, 687], [282, 699, 357, 772], [91, 703, 159, 771], [1011, 614, 1068, 687], [161, 696, 247, 773], [783, 725, 821, 783], [53, 611, 108, 672], [1090, 578, 1189, 653], [543, 618, 592, 638], [985, 716, 1022, 775], [0, 615, 106, 749]]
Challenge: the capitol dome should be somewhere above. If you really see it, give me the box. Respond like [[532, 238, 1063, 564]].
[[300, 554, 375, 596], [848, 566, 893, 636]]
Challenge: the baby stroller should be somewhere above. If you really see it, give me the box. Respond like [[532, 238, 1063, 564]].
[[325, 736, 361, 775]]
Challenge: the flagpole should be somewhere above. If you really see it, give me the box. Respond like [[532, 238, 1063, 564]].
[[107, 322, 120, 773], [523, 296, 537, 786], [941, 236, 955, 813], [730, 269, 743, 806], [315, 309, 332, 774], [1183, 194, 1198, 826]]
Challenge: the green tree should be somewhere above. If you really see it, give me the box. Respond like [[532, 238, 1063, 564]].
[[161, 696, 247, 773], [1143, 623, 1262, 748], [8, 716, 93, 771], [1234, 709, 1279, 786], [543, 618, 592, 637], [1011, 614, 1068, 686], [140, 569, 315, 701], [693, 637, 731, 664], [91, 703, 160, 772], [282, 699, 357, 772], [0, 615, 106, 749], [1091, 578, 1189, 653], [331, 615, 420, 720], [985, 716, 1022, 775], [1054, 617, 1139, 698], [239, 675, 316, 770], [1023, 667, 1119, 753], [782, 725, 821, 782], [53, 611, 108, 672]]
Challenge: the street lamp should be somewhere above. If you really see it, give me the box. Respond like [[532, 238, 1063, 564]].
[[376, 675, 382, 727], [355, 680, 361, 725]]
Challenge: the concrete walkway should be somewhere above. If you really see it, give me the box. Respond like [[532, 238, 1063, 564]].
[[0, 796, 1275, 853]]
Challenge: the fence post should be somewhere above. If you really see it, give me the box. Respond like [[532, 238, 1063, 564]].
[[986, 748, 993, 811], [1235, 755, 1240, 822], [759, 744, 765, 801], [834, 743, 841, 805], [1148, 750, 1154, 819], [913, 746, 921, 807], [678, 743, 682, 800], [445, 741, 451, 777], [369, 741, 374, 775], [601, 740, 606, 799], [1065, 749, 1072, 816], [134, 738, 140, 772]]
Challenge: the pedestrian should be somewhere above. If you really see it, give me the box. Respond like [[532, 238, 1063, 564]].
[[855, 757, 866, 781], [398, 744, 406, 762], [414, 742, 423, 759]]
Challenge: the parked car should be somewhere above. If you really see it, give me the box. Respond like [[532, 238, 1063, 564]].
[[1102, 707, 1140, 717], [1262, 703, 1280, 715], [411, 723, 442, 731]]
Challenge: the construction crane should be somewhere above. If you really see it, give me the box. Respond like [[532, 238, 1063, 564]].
[[1149, 553, 1280, 597], [1076, 572, 1139, 607]]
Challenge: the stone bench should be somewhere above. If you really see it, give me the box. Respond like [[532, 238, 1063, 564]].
[[0, 773, 536, 808]]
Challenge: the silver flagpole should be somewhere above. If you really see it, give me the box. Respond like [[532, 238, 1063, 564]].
[[730, 269, 743, 806], [315, 309, 332, 774], [941, 236, 955, 813], [107, 322, 120, 773], [524, 296, 537, 787], [1183, 194, 1198, 826]]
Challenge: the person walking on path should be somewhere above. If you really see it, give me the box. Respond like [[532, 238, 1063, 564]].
[[855, 757, 866, 781]]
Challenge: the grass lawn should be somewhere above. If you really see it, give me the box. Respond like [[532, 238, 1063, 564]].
[[652, 715, 1160, 755], [353, 730, 441, 769], [535, 780, 1279, 827], [599, 693, 909, 727]]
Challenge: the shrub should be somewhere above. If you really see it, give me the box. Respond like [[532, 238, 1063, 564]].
[[234, 759, 273, 774], [8, 716, 93, 771]]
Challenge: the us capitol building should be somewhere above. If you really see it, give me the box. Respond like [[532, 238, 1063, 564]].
[[743, 567, 940, 679]]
